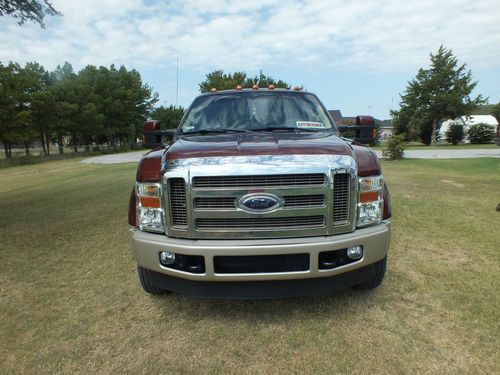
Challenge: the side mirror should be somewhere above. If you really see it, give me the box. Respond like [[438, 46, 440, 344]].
[[356, 115, 375, 126], [338, 115, 376, 144], [142, 120, 175, 148]]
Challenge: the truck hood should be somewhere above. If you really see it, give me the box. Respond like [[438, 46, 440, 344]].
[[166, 132, 353, 160]]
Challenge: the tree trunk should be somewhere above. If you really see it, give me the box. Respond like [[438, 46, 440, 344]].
[[40, 134, 48, 155], [72, 133, 78, 152], [431, 119, 438, 145], [46, 134, 50, 155], [57, 127, 64, 154], [24, 143, 30, 156], [3, 143, 11, 159]]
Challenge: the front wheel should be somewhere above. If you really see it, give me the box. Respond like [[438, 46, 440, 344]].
[[354, 256, 387, 290], [137, 266, 169, 295]]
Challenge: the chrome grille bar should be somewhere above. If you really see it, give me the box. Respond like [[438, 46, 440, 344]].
[[168, 178, 188, 228], [192, 173, 326, 189], [333, 173, 351, 225], [196, 216, 325, 230], [194, 195, 326, 210]]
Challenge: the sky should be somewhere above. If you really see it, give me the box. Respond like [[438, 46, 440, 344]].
[[1, 0, 499, 120]]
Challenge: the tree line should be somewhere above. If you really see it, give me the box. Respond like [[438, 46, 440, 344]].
[[0, 61, 159, 158]]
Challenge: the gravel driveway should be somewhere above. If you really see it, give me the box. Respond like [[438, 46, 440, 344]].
[[80, 148, 500, 164]]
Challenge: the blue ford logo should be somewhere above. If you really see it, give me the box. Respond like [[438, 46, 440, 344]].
[[237, 193, 283, 213]]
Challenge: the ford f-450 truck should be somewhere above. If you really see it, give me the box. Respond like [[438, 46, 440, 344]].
[[129, 87, 391, 298]]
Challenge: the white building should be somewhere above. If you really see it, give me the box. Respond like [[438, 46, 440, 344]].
[[439, 115, 498, 143]]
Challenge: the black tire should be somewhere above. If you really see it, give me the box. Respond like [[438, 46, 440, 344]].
[[137, 266, 169, 295], [354, 256, 387, 290]]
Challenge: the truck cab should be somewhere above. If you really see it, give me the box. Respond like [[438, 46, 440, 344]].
[[129, 87, 391, 298]]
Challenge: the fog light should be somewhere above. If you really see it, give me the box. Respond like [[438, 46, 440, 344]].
[[347, 246, 363, 260], [160, 251, 176, 265]]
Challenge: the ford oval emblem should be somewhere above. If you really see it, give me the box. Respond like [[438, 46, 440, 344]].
[[237, 193, 283, 213]]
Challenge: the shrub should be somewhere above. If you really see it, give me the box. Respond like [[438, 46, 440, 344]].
[[382, 133, 406, 160], [445, 124, 464, 145], [467, 124, 495, 144]]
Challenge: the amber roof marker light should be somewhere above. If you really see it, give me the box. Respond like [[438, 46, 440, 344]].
[[268, 84, 275, 90], [293, 85, 302, 91], [236, 85, 242, 90], [210, 87, 217, 93], [252, 84, 259, 90]]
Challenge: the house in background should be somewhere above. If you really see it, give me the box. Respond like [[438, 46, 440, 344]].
[[378, 120, 393, 139], [439, 115, 498, 142]]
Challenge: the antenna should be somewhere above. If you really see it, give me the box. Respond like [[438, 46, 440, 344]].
[[179, 57, 181, 107]]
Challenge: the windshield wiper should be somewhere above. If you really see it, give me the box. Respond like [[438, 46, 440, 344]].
[[180, 129, 249, 135], [251, 126, 322, 132]]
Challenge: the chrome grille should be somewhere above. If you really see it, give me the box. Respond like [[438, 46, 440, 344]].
[[194, 195, 325, 210], [333, 173, 351, 225], [192, 174, 326, 188], [168, 178, 188, 227], [194, 197, 235, 209], [196, 216, 325, 230], [284, 195, 325, 207]]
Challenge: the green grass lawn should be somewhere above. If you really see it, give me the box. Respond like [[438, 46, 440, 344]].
[[0, 158, 499, 374]]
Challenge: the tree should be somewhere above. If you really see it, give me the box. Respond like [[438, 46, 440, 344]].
[[151, 105, 185, 129], [199, 70, 291, 93], [0, 0, 61, 28], [391, 46, 485, 145], [0, 62, 43, 158], [467, 124, 495, 144], [445, 124, 464, 145], [49, 62, 77, 153], [382, 133, 406, 160]]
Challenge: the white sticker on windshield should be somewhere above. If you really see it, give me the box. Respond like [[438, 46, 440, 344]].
[[296, 121, 325, 129]]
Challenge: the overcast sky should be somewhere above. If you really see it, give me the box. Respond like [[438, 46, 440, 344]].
[[1, 0, 499, 119]]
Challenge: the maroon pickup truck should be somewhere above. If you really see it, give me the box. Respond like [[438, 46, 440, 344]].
[[129, 87, 391, 298]]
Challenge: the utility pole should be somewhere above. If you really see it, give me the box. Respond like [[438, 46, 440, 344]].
[[176, 56, 179, 107]]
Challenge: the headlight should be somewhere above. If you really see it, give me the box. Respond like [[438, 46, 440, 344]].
[[136, 182, 164, 233], [357, 175, 384, 227]]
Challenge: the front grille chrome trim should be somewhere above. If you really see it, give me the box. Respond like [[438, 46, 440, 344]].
[[163, 154, 358, 239], [192, 173, 326, 189], [196, 215, 325, 231]]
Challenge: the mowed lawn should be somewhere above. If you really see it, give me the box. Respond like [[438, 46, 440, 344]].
[[0, 157, 499, 374]]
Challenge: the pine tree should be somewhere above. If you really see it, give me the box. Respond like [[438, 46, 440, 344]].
[[392, 46, 485, 145]]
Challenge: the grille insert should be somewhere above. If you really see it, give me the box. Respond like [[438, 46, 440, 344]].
[[194, 197, 235, 209], [194, 195, 325, 210], [333, 173, 351, 224], [214, 253, 310, 273], [196, 215, 324, 230], [193, 174, 326, 188], [284, 195, 325, 207], [168, 178, 188, 227]]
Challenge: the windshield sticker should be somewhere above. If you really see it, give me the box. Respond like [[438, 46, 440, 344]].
[[296, 121, 325, 129]]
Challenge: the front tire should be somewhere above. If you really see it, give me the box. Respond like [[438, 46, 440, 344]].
[[137, 266, 169, 295], [354, 256, 387, 290]]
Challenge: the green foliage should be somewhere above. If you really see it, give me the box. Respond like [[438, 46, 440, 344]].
[[382, 133, 406, 160], [151, 105, 185, 130], [445, 124, 464, 145], [391, 46, 485, 145], [0, 0, 60, 28], [467, 124, 495, 144], [199, 70, 291, 92], [0, 60, 158, 158]]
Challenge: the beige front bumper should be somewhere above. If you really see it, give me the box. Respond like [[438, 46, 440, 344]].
[[130, 222, 390, 282]]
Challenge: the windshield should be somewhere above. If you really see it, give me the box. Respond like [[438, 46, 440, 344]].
[[179, 92, 335, 134]]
